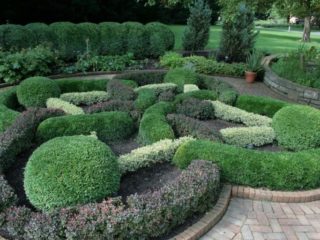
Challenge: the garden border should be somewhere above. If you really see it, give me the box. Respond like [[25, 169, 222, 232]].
[[263, 55, 320, 108]]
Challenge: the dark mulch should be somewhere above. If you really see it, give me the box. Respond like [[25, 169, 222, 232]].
[[108, 135, 140, 156], [256, 144, 284, 152]]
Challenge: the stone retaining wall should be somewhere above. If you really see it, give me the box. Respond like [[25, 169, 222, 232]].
[[263, 56, 320, 108]]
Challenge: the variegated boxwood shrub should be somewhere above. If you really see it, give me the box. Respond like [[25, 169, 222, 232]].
[[46, 98, 84, 115], [60, 91, 109, 106]]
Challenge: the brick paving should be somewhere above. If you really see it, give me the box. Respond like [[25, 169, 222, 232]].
[[201, 198, 320, 240]]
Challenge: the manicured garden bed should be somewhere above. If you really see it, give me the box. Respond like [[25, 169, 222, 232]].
[[0, 69, 320, 239]]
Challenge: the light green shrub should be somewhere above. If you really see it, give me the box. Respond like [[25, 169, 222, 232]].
[[60, 91, 109, 106], [118, 136, 194, 174], [46, 98, 84, 115], [184, 84, 199, 93], [135, 83, 178, 95], [220, 126, 275, 147]]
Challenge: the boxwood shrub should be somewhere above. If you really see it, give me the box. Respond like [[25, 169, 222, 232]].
[[99, 22, 126, 55], [0, 87, 20, 132], [114, 71, 166, 86], [55, 78, 109, 93], [107, 79, 136, 101], [134, 89, 157, 112], [273, 105, 320, 151], [37, 111, 134, 143], [174, 90, 218, 105], [176, 98, 214, 120], [173, 140, 320, 190], [77, 22, 101, 56], [60, 91, 109, 106], [0, 24, 33, 51], [164, 68, 198, 92], [46, 98, 84, 115], [24, 136, 120, 211], [85, 100, 134, 114], [17, 77, 61, 108], [25, 23, 56, 47], [138, 102, 174, 145], [236, 95, 290, 117]]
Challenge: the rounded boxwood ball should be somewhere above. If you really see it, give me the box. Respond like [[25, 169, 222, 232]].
[[24, 135, 120, 211], [17, 76, 61, 108], [273, 105, 320, 151]]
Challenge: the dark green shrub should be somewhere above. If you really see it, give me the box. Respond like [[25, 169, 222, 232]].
[[77, 22, 101, 55], [0, 46, 57, 84], [99, 22, 126, 55], [0, 87, 19, 109], [236, 95, 290, 117], [182, 0, 212, 51], [173, 140, 320, 190], [17, 77, 61, 108], [139, 102, 174, 145], [218, 3, 258, 62], [273, 105, 320, 151], [218, 90, 238, 105], [120, 79, 138, 88], [37, 111, 134, 143], [174, 90, 218, 105], [122, 22, 149, 59], [24, 135, 120, 211], [49, 22, 82, 60], [55, 78, 108, 93], [0, 105, 19, 133], [176, 98, 214, 120], [0, 175, 17, 211], [86, 100, 134, 114], [25, 23, 56, 47], [164, 68, 198, 92], [107, 79, 136, 101], [134, 89, 157, 112], [0, 24, 33, 51], [114, 71, 166, 86]]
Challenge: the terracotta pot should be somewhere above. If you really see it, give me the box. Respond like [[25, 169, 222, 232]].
[[245, 71, 257, 83]]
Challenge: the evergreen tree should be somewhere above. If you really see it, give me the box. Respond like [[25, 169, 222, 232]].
[[218, 3, 258, 63], [182, 0, 212, 52]]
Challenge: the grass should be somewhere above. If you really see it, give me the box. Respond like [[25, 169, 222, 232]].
[[169, 25, 320, 54]]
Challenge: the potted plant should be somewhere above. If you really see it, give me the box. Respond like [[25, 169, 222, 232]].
[[245, 50, 263, 83]]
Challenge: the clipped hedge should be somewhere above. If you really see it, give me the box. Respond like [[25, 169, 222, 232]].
[[17, 77, 61, 108], [77, 22, 101, 56], [99, 22, 126, 55], [0, 88, 20, 132], [37, 111, 134, 143], [273, 105, 320, 151], [25, 23, 56, 47], [114, 71, 166, 86], [46, 98, 84, 115], [138, 102, 174, 145], [0, 24, 33, 51], [55, 78, 109, 93], [135, 83, 178, 96], [85, 100, 134, 114], [24, 136, 120, 211], [173, 140, 320, 190], [184, 84, 199, 93], [176, 98, 214, 120], [118, 137, 194, 174], [236, 95, 290, 117], [134, 89, 157, 112], [60, 91, 109, 106], [174, 90, 218, 105], [164, 68, 198, 92], [107, 79, 136, 101]]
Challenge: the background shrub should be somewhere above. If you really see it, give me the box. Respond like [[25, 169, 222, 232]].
[[0, 24, 33, 51], [173, 140, 320, 190], [17, 77, 61, 108], [60, 91, 109, 106], [0, 175, 18, 211], [56, 78, 108, 93], [107, 79, 136, 101], [236, 95, 290, 117], [176, 98, 214, 120], [164, 68, 198, 92], [134, 89, 157, 112], [77, 22, 101, 56], [37, 111, 134, 143], [46, 98, 84, 115], [273, 105, 320, 151], [114, 71, 166, 86], [25, 23, 56, 47], [24, 136, 120, 211], [99, 22, 126, 55]]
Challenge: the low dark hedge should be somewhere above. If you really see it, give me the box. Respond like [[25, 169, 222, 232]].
[[273, 105, 320, 151], [0, 24, 33, 51], [85, 100, 134, 114], [0, 161, 220, 239], [55, 78, 109, 93], [114, 71, 166, 86], [0, 108, 64, 171], [173, 140, 320, 190], [236, 95, 290, 117], [174, 90, 218, 105], [176, 98, 214, 120], [164, 68, 198, 92], [24, 136, 120, 211], [99, 22, 126, 55], [0, 175, 17, 211], [167, 114, 219, 141], [17, 77, 61, 108], [134, 89, 157, 112], [107, 79, 136, 101], [138, 102, 174, 145], [37, 111, 135, 143]]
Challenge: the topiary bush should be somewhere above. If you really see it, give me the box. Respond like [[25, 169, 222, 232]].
[[24, 135, 120, 211], [86, 100, 134, 114], [99, 22, 126, 55], [107, 79, 136, 101], [60, 91, 109, 106], [25, 23, 56, 47], [164, 68, 198, 92], [273, 105, 320, 151], [46, 98, 84, 115], [134, 89, 157, 112], [56, 78, 109, 93], [17, 77, 61, 108], [77, 22, 101, 56], [176, 98, 214, 120], [236, 95, 290, 117], [37, 111, 134, 143], [0, 24, 34, 51]]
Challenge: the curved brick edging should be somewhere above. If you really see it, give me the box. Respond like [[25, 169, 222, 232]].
[[232, 185, 320, 203], [171, 185, 232, 240], [263, 55, 320, 108]]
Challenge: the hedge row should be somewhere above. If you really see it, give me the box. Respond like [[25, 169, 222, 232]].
[[0, 88, 20, 133], [0, 22, 175, 59], [0, 161, 220, 239], [55, 78, 109, 93], [173, 140, 320, 190]]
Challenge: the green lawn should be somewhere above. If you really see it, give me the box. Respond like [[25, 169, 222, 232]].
[[169, 25, 320, 54]]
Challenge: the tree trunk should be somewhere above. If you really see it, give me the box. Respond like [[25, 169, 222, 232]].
[[303, 16, 311, 42]]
